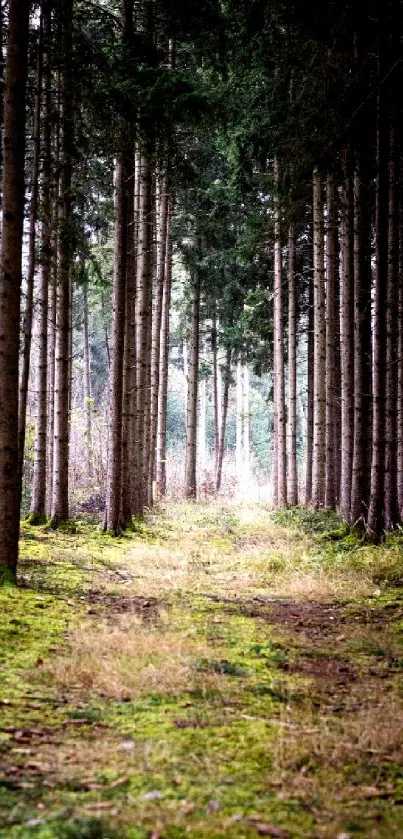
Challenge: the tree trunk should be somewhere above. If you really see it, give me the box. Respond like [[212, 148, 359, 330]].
[[325, 174, 337, 509], [384, 119, 399, 530], [273, 158, 286, 506], [0, 0, 30, 582], [185, 265, 201, 499], [367, 29, 389, 539], [312, 169, 326, 507], [134, 149, 153, 515], [305, 275, 314, 504], [287, 222, 298, 505], [31, 7, 52, 520], [149, 174, 168, 502], [236, 359, 243, 485], [18, 16, 43, 481], [243, 364, 251, 479], [156, 197, 172, 496], [350, 153, 373, 525], [339, 158, 355, 520], [398, 183, 403, 514], [198, 368, 207, 470], [83, 281, 93, 479], [104, 157, 129, 533], [51, 0, 74, 526], [212, 310, 220, 474], [216, 346, 231, 494]]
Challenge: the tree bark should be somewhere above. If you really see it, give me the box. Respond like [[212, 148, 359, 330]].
[[83, 281, 93, 479], [398, 182, 403, 514], [236, 359, 243, 484], [31, 7, 52, 520], [339, 158, 355, 520], [0, 0, 30, 582], [156, 197, 172, 496], [305, 276, 314, 504], [51, 0, 74, 526], [104, 157, 129, 533], [273, 158, 286, 506], [287, 222, 298, 505], [350, 153, 373, 525], [216, 346, 231, 494], [325, 174, 337, 509], [312, 169, 326, 507], [384, 119, 399, 530], [367, 27, 389, 539], [149, 173, 168, 501], [185, 264, 201, 500], [134, 148, 153, 515], [18, 16, 43, 481]]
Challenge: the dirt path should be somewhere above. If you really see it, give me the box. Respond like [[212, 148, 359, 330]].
[[1, 503, 403, 839]]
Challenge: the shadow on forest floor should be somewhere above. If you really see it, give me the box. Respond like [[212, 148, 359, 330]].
[[1, 503, 403, 839]]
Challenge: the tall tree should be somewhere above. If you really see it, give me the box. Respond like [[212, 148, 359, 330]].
[[0, 0, 30, 582], [31, 3, 52, 521], [312, 169, 326, 508], [287, 222, 298, 505], [185, 258, 201, 500], [51, 0, 74, 526], [273, 158, 286, 506]]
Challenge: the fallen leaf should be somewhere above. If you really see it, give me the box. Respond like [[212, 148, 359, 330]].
[[26, 762, 52, 773], [109, 776, 129, 788], [85, 802, 117, 811], [151, 821, 164, 839], [247, 821, 290, 839]]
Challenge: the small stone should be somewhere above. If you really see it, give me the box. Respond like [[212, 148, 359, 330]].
[[142, 790, 165, 800]]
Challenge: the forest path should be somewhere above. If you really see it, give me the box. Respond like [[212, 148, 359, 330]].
[[1, 503, 403, 838]]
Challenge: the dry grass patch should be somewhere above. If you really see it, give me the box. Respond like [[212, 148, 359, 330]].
[[46, 612, 221, 701]]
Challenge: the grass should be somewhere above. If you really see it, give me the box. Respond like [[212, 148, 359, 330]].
[[1, 502, 403, 838]]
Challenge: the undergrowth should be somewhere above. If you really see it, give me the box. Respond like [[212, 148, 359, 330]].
[[1, 503, 403, 838]]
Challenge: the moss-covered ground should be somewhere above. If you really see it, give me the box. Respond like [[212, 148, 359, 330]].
[[1, 504, 403, 838]]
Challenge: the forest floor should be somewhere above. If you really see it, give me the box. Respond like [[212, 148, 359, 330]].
[[1, 503, 403, 839]]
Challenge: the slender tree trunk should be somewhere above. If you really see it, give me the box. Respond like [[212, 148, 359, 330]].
[[312, 169, 326, 507], [305, 275, 314, 504], [47, 129, 59, 516], [273, 158, 286, 506], [397, 184, 403, 514], [0, 0, 30, 582], [134, 149, 153, 515], [384, 119, 399, 530], [149, 174, 168, 501], [325, 174, 337, 508], [83, 281, 93, 479], [185, 265, 201, 499], [18, 17, 43, 480], [212, 310, 220, 473], [156, 197, 172, 496], [31, 7, 52, 520], [287, 223, 298, 505], [198, 369, 207, 469], [339, 158, 355, 520], [236, 359, 243, 484], [104, 157, 129, 533], [216, 346, 231, 494], [350, 153, 373, 525], [51, 0, 74, 526], [243, 364, 251, 478], [367, 30, 389, 539]]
